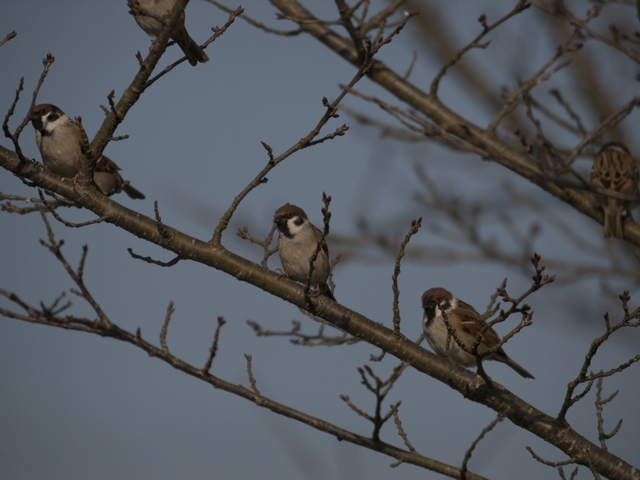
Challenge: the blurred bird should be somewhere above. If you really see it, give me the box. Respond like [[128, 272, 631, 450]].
[[29, 104, 145, 199], [590, 142, 639, 239], [421, 287, 534, 379], [274, 204, 335, 300], [128, 0, 209, 66]]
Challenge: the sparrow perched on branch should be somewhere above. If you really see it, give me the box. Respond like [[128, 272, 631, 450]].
[[421, 288, 534, 379], [29, 104, 145, 199], [128, 0, 209, 66], [590, 142, 639, 239], [274, 204, 335, 300]]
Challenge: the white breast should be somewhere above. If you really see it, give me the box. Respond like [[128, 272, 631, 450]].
[[36, 124, 83, 178], [422, 311, 475, 367], [278, 224, 330, 285]]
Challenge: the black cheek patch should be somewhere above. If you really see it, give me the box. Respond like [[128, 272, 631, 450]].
[[31, 119, 44, 133], [278, 223, 293, 239], [293, 216, 304, 226], [423, 304, 435, 321]]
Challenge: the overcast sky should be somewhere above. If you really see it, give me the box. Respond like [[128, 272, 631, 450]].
[[1, 1, 639, 479]]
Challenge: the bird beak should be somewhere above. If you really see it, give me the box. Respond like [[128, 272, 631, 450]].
[[422, 299, 436, 315], [274, 216, 285, 226]]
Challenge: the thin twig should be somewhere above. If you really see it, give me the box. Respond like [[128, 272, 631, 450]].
[[237, 224, 279, 268], [460, 414, 505, 480], [558, 291, 640, 421], [203, 317, 226, 373], [244, 354, 260, 395], [0, 30, 17, 47], [526, 446, 579, 467], [127, 248, 182, 267], [247, 319, 360, 346], [38, 191, 106, 228], [36, 210, 113, 328], [144, 6, 244, 89], [304, 193, 332, 299], [391, 217, 421, 335], [211, 23, 405, 244], [160, 301, 175, 353], [594, 377, 622, 452], [392, 409, 417, 454]]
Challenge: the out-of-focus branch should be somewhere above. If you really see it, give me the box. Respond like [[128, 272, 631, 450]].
[[247, 319, 360, 346], [405, 1, 510, 116], [430, 1, 531, 96], [488, 35, 582, 133], [207, 0, 302, 35], [343, 86, 487, 155], [329, 169, 640, 285], [531, 0, 640, 64], [564, 97, 640, 165], [269, 0, 640, 247]]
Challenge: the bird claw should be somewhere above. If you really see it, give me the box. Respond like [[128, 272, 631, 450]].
[[276, 269, 290, 281], [308, 284, 325, 297]]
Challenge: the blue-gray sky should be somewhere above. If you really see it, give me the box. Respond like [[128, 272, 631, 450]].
[[1, 1, 639, 479]]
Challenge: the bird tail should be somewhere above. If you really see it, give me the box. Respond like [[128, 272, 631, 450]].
[[603, 208, 623, 239], [177, 35, 209, 66], [323, 284, 336, 301], [123, 184, 146, 200], [503, 358, 534, 379]]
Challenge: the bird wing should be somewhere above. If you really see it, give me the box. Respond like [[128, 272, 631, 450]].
[[312, 224, 329, 257], [454, 300, 501, 347], [95, 155, 122, 173]]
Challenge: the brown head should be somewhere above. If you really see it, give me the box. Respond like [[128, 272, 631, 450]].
[[29, 104, 64, 134], [598, 142, 630, 156], [274, 203, 307, 221], [422, 287, 454, 320], [274, 204, 309, 238], [421, 287, 453, 306]]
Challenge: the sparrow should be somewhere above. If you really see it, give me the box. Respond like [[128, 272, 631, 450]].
[[29, 104, 145, 199], [274, 204, 335, 300], [421, 288, 534, 379], [590, 141, 639, 239], [128, 0, 209, 66]]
